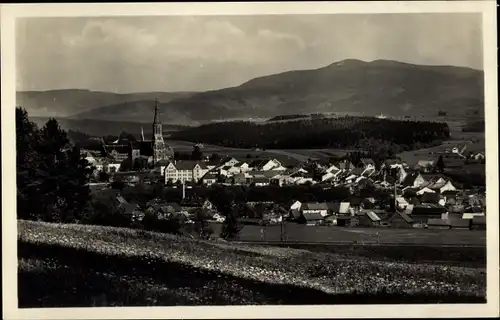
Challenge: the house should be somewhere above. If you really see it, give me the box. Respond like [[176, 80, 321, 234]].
[[427, 218, 451, 230], [297, 211, 325, 226], [107, 162, 121, 173], [395, 197, 410, 210], [290, 200, 302, 211], [321, 169, 341, 182], [462, 212, 485, 220], [420, 192, 441, 204], [301, 202, 329, 217], [401, 172, 427, 188], [249, 159, 281, 171], [219, 157, 240, 167], [381, 159, 405, 170], [164, 161, 209, 184], [233, 162, 250, 172], [212, 213, 226, 223], [252, 177, 271, 187], [232, 173, 247, 185], [201, 171, 218, 186], [357, 210, 382, 227], [337, 160, 356, 171], [416, 187, 436, 196], [325, 163, 340, 173], [324, 215, 338, 226], [289, 209, 302, 221], [112, 171, 141, 185], [386, 211, 414, 229], [433, 181, 458, 193], [473, 152, 485, 160], [121, 203, 143, 220], [360, 158, 376, 171], [410, 205, 447, 225], [271, 174, 295, 186]]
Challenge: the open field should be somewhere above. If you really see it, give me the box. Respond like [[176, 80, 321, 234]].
[[207, 223, 486, 246], [18, 220, 485, 307]]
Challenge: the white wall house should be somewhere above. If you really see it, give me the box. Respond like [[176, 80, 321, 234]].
[[416, 187, 436, 196], [164, 161, 209, 184], [290, 200, 302, 211], [438, 181, 457, 193], [222, 157, 240, 167]]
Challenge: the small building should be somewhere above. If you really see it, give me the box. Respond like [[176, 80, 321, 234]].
[[462, 212, 485, 220], [297, 211, 325, 226], [252, 177, 271, 187], [232, 173, 247, 185], [386, 211, 414, 229], [301, 202, 329, 217], [201, 171, 218, 186], [357, 210, 382, 227]]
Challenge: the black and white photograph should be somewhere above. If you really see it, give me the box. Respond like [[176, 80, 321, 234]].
[[2, 1, 498, 319]]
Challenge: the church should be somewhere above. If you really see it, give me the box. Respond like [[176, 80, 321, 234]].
[[104, 99, 174, 165]]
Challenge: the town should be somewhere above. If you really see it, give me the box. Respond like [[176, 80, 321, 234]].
[[77, 102, 486, 237]]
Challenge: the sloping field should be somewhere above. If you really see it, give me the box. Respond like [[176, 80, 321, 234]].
[[18, 220, 486, 307]]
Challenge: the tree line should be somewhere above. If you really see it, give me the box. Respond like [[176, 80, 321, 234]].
[[17, 107, 94, 222], [171, 117, 450, 154]]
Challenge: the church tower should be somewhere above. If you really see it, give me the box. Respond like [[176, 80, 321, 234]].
[[152, 98, 167, 164]]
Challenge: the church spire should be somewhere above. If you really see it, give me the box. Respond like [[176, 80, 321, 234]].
[[153, 98, 161, 125]]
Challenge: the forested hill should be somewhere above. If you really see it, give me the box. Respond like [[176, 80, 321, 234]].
[[170, 117, 450, 155]]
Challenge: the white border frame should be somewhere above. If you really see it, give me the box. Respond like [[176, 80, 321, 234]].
[[2, 2, 498, 319]]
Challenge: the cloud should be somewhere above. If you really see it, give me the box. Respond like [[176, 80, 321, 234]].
[[16, 14, 483, 93]]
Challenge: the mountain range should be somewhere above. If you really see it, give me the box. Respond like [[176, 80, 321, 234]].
[[18, 59, 484, 126]]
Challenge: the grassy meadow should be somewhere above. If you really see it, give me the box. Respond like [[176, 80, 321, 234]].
[[18, 220, 486, 307]]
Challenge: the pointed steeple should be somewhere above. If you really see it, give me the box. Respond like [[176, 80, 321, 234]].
[[153, 98, 161, 125]]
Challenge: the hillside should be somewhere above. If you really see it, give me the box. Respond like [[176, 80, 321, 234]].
[[56, 60, 484, 124], [18, 220, 485, 307], [170, 117, 450, 153], [16, 89, 195, 118]]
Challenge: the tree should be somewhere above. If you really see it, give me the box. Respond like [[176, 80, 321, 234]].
[[191, 145, 203, 161], [98, 171, 110, 182], [133, 157, 148, 171], [209, 153, 221, 163], [193, 208, 213, 240], [16, 113, 93, 223], [220, 203, 243, 240], [436, 155, 445, 173], [16, 107, 42, 220], [119, 158, 133, 172]]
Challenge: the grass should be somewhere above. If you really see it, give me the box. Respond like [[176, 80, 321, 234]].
[[18, 220, 486, 307]]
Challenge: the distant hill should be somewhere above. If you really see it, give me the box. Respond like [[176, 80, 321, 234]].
[[30, 116, 189, 138], [21, 60, 484, 124], [16, 89, 196, 118]]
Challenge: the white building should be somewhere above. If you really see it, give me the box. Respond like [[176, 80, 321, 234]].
[[164, 161, 209, 184]]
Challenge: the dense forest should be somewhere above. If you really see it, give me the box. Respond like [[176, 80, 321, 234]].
[[171, 117, 450, 155], [266, 113, 326, 122]]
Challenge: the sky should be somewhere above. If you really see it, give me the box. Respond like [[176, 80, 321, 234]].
[[16, 13, 483, 93]]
